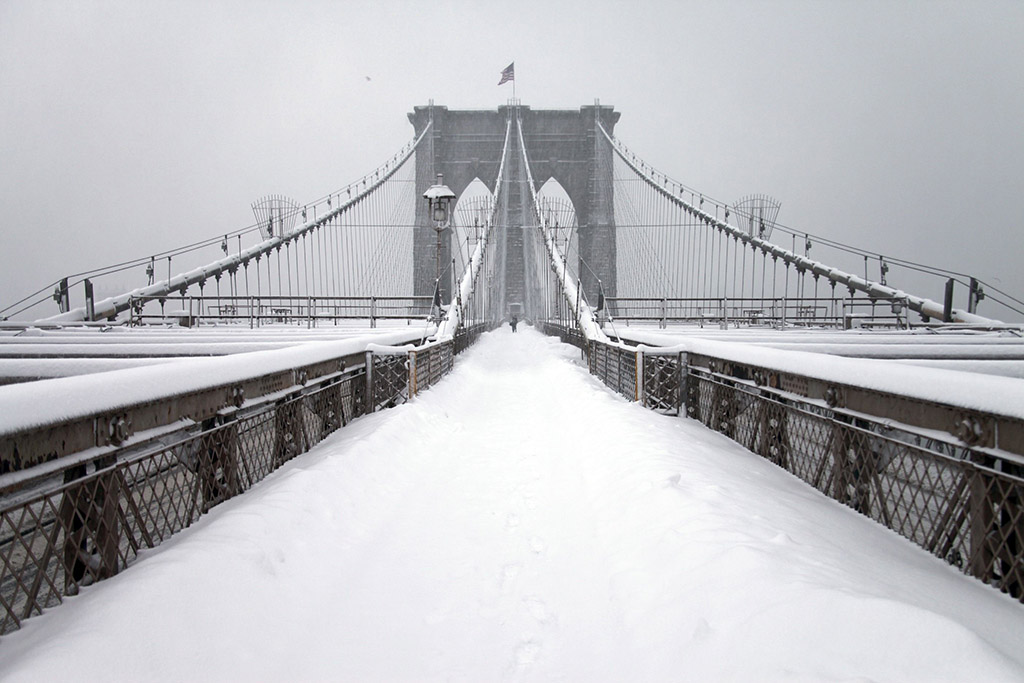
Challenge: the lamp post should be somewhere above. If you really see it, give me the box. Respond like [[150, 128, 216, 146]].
[[422, 173, 456, 305]]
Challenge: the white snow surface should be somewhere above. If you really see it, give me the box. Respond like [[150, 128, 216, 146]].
[[608, 328, 1024, 420], [0, 357, 180, 381], [877, 358, 1024, 380], [3, 327, 1024, 681], [0, 328, 430, 434]]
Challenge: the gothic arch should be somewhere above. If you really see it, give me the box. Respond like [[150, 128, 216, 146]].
[[409, 104, 620, 301]]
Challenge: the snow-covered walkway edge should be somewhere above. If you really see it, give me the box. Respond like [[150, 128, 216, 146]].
[[3, 327, 1023, 681]]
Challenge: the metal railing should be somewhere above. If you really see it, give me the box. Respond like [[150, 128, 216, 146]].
[[606, 295, 916, 329], [366, 323, 493, 411], [547, 325, 1024, 601], [0, 324, 488, 636], [0, 367, 365, 635], [683, 363, 1023, 598], [127, 295, 434, 328], [588, 342, 639, 400], [540, 321, 587, 351], [453, 322, 491, 355]]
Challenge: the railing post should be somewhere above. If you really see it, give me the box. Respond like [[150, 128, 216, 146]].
[[968, 464, 995, 584], [829, 416, 874, 515], [365, 350, 375, 413], [710, 373, 737, 437], [409, 350, 418, 396], [678, 352, 688, 417], [754, 394, 790, 469], [56, 276, 70, 313], [272, 394, 306, 468], [943, 278, 955, 323], [196, 416, 240, 513], [616, 347, 624, 395], [968, 277, 983, 314], [371, 296, 377, 329], [58, 458, 120, 594], [635, 349, 644, 403], [964, 459, 1021, 594], [84, 279, 95, 322]]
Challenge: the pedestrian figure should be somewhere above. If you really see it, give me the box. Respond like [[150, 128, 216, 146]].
[[510, 315, 518, 333]]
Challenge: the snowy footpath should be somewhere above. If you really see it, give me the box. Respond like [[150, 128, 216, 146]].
[[3, 327, 1024, 682]]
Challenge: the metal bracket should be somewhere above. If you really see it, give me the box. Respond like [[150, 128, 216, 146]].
[[98, 414, 132, 447]]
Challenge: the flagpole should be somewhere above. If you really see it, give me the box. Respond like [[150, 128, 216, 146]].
[[499, 62, 516, 107]]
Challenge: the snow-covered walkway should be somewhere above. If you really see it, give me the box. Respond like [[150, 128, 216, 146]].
[[4, 327, 1024, 681]]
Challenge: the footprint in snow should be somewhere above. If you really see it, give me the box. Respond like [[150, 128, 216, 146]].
[[523, 596, 553, 624], [693, 617, 712, 640], [514, 639, 541, 669], [501, 563, 520, 593]]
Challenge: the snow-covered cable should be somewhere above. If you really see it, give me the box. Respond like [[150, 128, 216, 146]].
[[43, 125, 432, 323], [434, 118, 513, 340], [517, 117, 605, 342], [596, 121, 998, 326]]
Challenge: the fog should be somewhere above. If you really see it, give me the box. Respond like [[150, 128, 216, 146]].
[[2, 0, 1022, 319]]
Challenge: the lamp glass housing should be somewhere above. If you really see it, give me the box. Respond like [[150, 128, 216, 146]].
[[433, 202, 449, 224]]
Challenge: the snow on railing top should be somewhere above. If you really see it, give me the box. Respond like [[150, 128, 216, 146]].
[[0, 328, 430, 438]]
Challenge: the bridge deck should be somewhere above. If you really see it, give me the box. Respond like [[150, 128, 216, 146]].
[[3, 327, 1023, 680]]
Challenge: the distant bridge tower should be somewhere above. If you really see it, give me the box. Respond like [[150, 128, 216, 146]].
[[408, 103, 620, 308]]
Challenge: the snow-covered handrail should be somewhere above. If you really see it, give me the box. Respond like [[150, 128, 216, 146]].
[[44, 124, 433, 324], [517, 117, 605, 342], [596, 121, 997, 326], [434, 118, 512, 340]]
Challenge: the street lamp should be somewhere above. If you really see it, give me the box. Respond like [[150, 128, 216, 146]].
[[423, 173, 456, 304]]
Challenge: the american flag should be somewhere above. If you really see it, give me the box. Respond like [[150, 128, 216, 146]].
[[498, 62, 514, 86]]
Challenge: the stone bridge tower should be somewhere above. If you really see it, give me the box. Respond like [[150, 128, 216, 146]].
[[408, 103, 620, 310]]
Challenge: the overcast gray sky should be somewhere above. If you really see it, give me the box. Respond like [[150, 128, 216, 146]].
[[2, 0, 1022, 319]]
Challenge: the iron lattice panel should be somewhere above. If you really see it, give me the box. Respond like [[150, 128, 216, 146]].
[[454, 323, 492, 355], [0, 371, 367, 636], [371, 355, 409, 411], [453, 329, 471, 355], [618, 348, 637, 398], [589, 342, 638, 401], [540, 322, 586, 350], [643, 353, 682, 415], [412, 342, 454, 395], [686, 370, 1024, 600], [558, 329, 1023, 601]]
